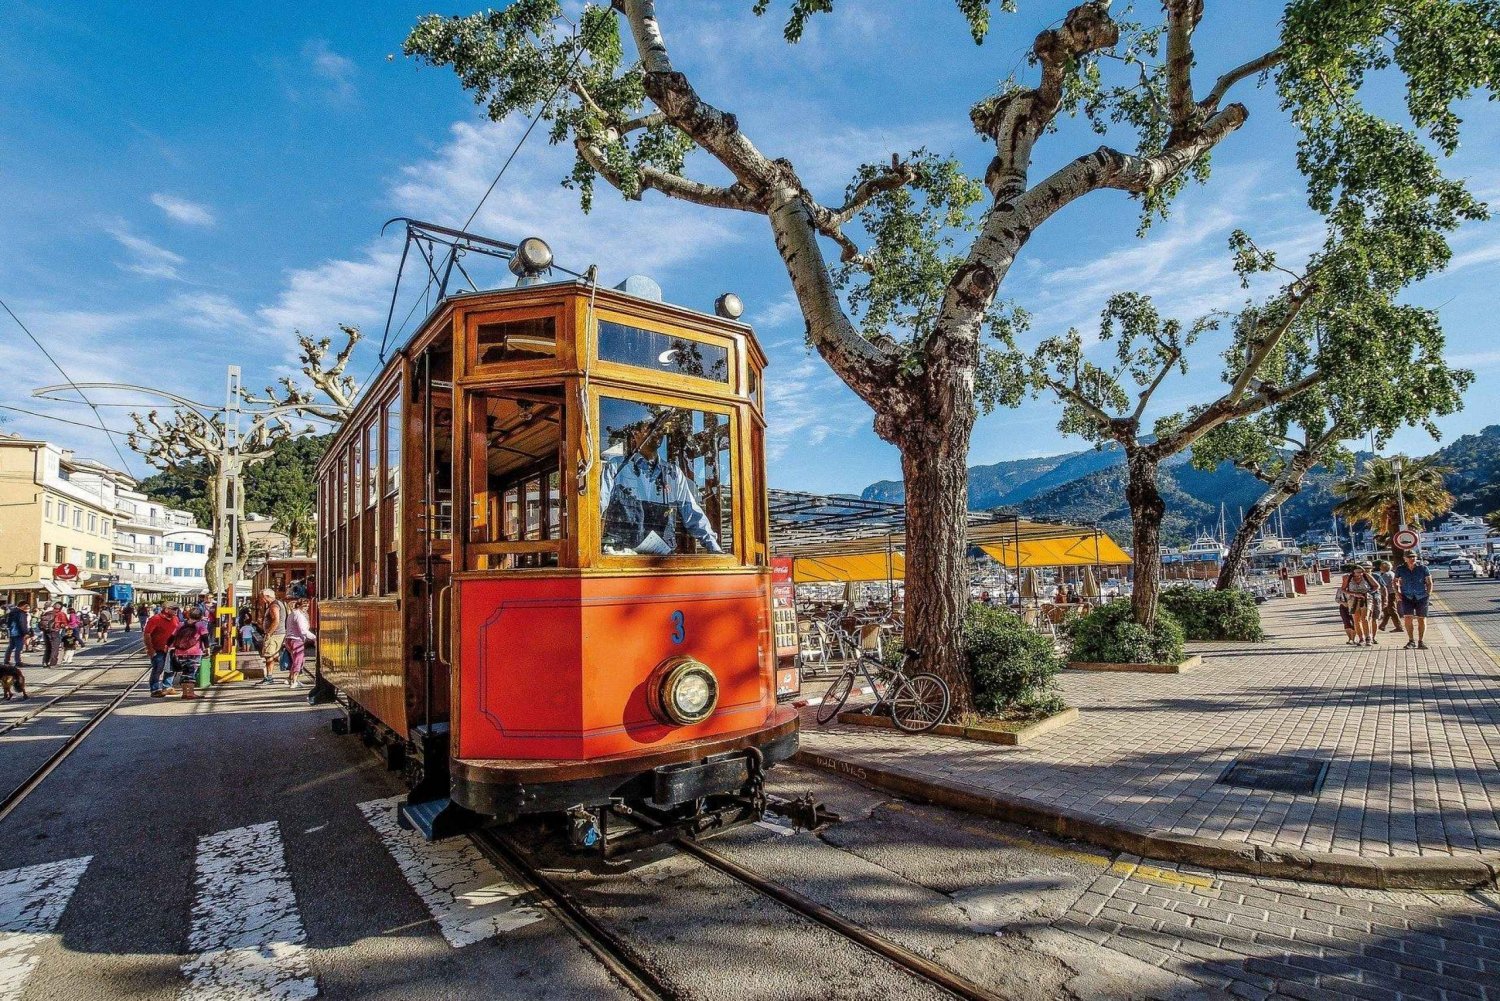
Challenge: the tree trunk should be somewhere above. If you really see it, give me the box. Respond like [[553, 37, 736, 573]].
[[897, 430, 974, 713], [886, 361, 978, 714], [1216, 452, 1314, 590], [1126, 451, 1166, 626], [1217, 490, 1284, 590]]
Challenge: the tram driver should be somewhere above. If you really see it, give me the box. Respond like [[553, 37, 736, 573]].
[[600, 410, 724, 555]]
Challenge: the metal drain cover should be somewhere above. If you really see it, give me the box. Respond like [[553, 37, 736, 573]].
[[1217, 755, 1329, 795]]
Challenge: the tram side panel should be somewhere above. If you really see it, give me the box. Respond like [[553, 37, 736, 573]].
[[320, 598, 408, 735], [454, 571, 776, 761]]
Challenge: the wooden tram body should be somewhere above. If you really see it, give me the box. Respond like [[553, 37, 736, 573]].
[[315, 274, 797, 844]]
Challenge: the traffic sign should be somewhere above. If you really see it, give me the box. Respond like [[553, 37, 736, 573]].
[[52, 563, 79, 581], [1393, 528, 1421, 551]]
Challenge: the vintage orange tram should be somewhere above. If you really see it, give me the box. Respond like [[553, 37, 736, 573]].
[[315, 239, 798, 847]]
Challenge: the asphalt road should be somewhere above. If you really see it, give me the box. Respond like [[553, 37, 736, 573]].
[[1436, 574, 1500, 654]]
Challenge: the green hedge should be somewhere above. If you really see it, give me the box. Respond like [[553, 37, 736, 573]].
[[962, 603, 1065, 715], [1159, 585, 1265, 641], [1064, 600, 1186, 665]]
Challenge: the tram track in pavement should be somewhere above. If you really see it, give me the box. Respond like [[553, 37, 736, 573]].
[[472, 819, 1008, 1001], [0, 642, 149, 826]]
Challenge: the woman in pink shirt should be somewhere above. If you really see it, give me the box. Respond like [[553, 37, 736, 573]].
[[284, 599, 316, 688]]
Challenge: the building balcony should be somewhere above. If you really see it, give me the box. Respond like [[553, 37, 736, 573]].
[[117, 510, 168, 529]]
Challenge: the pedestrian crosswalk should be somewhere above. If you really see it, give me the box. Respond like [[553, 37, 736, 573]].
[[0, 799, 544, 1000], [0, 855, 91, 1001]]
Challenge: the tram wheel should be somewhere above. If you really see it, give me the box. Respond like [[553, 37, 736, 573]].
[[889, 672, 950, 734]]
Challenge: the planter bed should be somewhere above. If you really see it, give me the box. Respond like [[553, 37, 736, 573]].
[[1066, 654, 1202, 674], [836, 706, 1079, 745]]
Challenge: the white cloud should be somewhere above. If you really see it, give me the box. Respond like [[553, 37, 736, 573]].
[[150, 193, 215, 227], [173, 291, 252, 332], [1446, 350, 1500, 370], [763, 350, 870, 461], [107, 225, 185, 281], [303, 40, 357, 104], [1449, 233, 1500, 273]]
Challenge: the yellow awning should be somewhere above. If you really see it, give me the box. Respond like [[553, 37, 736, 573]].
[[978, 533, 1132, 568], [792, 551, 905, 583]]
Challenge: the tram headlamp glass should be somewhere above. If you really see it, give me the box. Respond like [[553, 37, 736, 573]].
[[653, 657, 719, 726]]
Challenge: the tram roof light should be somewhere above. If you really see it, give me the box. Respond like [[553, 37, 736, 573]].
[[714, 293, 744, 320], [509, 237, 554, 285]]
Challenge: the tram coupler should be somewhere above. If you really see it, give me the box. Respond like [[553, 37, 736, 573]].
[[767, 793, 840, 831]]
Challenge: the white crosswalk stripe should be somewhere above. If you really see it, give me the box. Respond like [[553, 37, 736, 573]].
[[358, 796, 544, 947], [179, 821, 316, 1001], [0, 855, 91, 1001]]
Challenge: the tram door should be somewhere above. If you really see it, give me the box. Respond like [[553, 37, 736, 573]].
[[411, 343, 454, 732]]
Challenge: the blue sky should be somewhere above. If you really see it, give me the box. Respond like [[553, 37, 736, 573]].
[[2, 0, 1497, 494]]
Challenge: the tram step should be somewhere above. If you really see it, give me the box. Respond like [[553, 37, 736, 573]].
[[399, 797, 483, 842]]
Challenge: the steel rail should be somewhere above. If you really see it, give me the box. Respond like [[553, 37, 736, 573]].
[[0, 665, 118, 736], [674, 837, 1010, 1001], [470, 829, 676, 1001], [0, 661, 149, 827]]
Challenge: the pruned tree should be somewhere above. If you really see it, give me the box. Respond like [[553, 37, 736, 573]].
[[243, 324, 363, 423], [127, 408, 295, 593], [1195, 302, 1471, 588], [405, 1, 1499, 704]]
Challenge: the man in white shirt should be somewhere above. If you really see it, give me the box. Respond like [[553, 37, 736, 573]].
[[600, 417, 723, 555]]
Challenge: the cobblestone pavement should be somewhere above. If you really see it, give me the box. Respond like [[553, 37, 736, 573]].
[[802, 577, 1500, 858], [1058, 849, 1500, 1000]]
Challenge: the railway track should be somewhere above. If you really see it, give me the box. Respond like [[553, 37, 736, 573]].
[[472, 821, 1007, 1001], [0, 646, 149, 826]]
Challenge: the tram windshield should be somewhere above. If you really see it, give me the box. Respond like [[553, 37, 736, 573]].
[[598, 397, 733, 557], [468, 386, 566, 570]]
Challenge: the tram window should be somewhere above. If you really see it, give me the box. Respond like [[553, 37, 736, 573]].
[[381, 395, 401, 594], [467, 386, 566, 570], [475, 315, 556, 366], [598, 397, 734, 557], [598, 321, 729, 384]]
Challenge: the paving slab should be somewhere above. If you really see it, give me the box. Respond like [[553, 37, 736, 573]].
[[801, 578, 1500, 864]]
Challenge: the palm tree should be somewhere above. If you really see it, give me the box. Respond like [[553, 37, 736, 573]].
[[270, 499, 317, 556], [1334, 455, 1454, 552]]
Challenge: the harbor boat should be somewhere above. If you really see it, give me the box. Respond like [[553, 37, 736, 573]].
[[1182, 534, 1229, 563]]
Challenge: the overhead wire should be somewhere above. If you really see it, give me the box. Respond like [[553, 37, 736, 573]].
[[0, 404, 134, 438], [0, 296, 140, 476]]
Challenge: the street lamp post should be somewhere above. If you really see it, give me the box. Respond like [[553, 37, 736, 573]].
[[1392, 456, 1408, 558]]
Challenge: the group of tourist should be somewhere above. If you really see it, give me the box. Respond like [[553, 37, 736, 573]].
[[139, 590, 316, 698], [1, 599, 129, 698], [1336, 552, 1434, 650]]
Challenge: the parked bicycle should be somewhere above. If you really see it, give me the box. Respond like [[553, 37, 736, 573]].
[[814, 639, 950, 734]]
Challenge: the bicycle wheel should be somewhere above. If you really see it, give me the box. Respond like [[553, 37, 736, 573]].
[[888, 672, 951, 733], [815, 668, 857, 724]]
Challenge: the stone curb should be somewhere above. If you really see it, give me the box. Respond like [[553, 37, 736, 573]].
[[1066, 654, 1203, 674], [793, 747, 1500, 892]]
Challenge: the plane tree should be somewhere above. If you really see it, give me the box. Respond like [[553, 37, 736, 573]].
[[1192, 302, 1471, 590], [405, 0, 1500, 703]]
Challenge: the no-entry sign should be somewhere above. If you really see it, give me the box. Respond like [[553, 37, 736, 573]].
[[1393, 528, 1421, 551]]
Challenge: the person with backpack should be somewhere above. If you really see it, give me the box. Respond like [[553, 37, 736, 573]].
[[168, 608, 206, 700], [120, 603, 134, 632], [40, 602, 64, 666], [94, 606, 111, 640], [4, 601, 28, 670], [142, 603, 182, 697]]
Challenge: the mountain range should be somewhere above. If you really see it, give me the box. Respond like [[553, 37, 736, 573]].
[[862, 425, 1500, 545]]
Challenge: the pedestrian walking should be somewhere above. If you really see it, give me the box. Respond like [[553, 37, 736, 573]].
[[1363, 563, 1387, 643], [121, 603, 134, 632], [94, 606, 111, 640], [1394, 551, 1436, 650], [4, 601, 28, 669], [256, 589, 287, 685], [1375, 560, 1402, 632], [1336, 564, 1377, 645], [142, 603, 182, 697], [73, 607, 88, 648], [40, 602, 64, 666], [283, 598, 316, 688]]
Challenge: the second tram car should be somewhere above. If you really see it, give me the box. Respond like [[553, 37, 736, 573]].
[[315, 244, 797, 849]]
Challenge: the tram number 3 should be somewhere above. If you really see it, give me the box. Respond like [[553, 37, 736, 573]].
[[669, 610, 686, 644]]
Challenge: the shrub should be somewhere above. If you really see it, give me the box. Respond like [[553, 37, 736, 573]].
[[962, 602, 1064, 715], [1064, 600, 1186, 665], [1159, 585, 1265, 641]]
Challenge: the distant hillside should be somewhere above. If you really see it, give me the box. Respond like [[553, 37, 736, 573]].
[[1434, 425, 1500, 517], [862, 451, 1077, 507]]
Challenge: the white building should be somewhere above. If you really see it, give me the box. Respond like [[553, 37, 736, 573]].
[[163, 513, 212, 593]]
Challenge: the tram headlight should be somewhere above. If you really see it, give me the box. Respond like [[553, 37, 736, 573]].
[[651, 656, 719, 726]]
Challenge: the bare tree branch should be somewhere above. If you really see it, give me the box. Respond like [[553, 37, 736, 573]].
[[1201, 47, 1284, 113], [1163, 0, 1204, 140]]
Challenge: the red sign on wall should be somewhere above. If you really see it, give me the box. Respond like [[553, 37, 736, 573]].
[[53, 563, 79, 581]]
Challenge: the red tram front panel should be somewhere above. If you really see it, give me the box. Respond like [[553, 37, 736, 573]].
[[454, 571, 775, 760]]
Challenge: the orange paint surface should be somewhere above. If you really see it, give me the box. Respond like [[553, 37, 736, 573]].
[[455, 573, 776, 760]]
